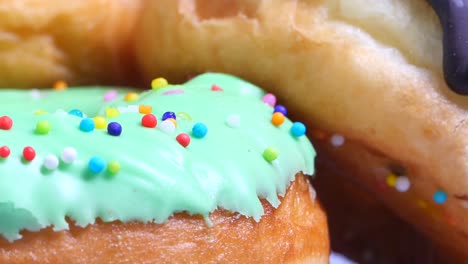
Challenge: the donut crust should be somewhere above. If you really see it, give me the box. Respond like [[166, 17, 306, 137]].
[[0, 174, 329, 264]]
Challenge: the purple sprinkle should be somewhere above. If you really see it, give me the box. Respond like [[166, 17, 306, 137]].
[[163, 89, 185, 95], [103, 90, 118, 102]]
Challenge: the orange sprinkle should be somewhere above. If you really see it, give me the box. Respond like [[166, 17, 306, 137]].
[[139, 105, 152, 114], [271, 112, 285, 126], [53, 80, 68, 90]]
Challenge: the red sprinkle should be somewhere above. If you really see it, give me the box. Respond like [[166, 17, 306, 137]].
[[176, 133, 191, 148], [211, 85, 223, 92], [0, 116, 13, 130], [0, 146, 10, 158], [141, 114, 158, 128], [23, 146, 36, 161]]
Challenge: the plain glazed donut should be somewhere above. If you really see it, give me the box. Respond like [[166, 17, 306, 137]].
[[134, 0, 468, 258], [0, 73, 328, 263]]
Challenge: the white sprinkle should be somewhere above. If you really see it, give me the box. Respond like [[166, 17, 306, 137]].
[[117, 106, 129, 113], [30, 89, 42, 99], [159, 120, 176, 134], [44, 154, 59, 170], [61, 147, 77, 164], [462, 202, 468, 209], [330, 133, 345, 147], [226, 114, 241, 128], [453, 0, 464, 8], [128, 105, 139, 113], [54, 109, 68, 116], [395, 176, 411, 192]]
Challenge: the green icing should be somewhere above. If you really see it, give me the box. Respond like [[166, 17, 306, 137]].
[[0, 73, 315, 242]]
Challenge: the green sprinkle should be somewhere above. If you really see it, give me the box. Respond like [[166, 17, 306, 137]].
[[35, 120, 51, 135], [263, 147, 279, 162], [108, 161, 121, 174]]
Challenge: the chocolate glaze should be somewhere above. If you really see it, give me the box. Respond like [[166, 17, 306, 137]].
[[428, 0, 468, 94]]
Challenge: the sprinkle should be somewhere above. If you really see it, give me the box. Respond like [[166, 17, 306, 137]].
[[107, 122, 122, 136], [79, 118, 95, 132], [88, 156, 106, 173], [163, 89, 184, 95], [176, 112, 192, 121], [34, 109, 48, 115], [138, 105, 152, 114], [93, 116, 107, 129], [176, 133, 191, 147], [386, 173, 397, 187], [0, 146, 10, 158], [226, 114, 241, 128], [30, 89, 42, 99], [274, 105, 287, 116], [151, 77, 169, 90], [271, 112, 285, 126], [68, 109, 83, 118], [23, 146, 36, 161], [105, 107, 120, 118], [43, 154, 59, 170], [35, 120, 51, 135], [433, 190, 448, 204], [142, 114, 157, 128], [53, 80, 68, 90], [103, 90, 118, 102], [192, 122, 208, 138], [124, 92, 139, 102], [395, 176, 411, 192], [166, 118, 177, 127], [108, 161, 121, 174], [263, 147, 279, 162], [162, 111, 176, 121], [128, 105, 139, 113], [290, 122, 306, 137], [0, 116, 13, 130], [61, 147, 77, 163], [159, 120, 176, 134], [211, 84, 223, 91], [262, 93, 276, 107], [330, 133, 345, 147]]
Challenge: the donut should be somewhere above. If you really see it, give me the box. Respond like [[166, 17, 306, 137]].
[[0, 73, 328, 263], [134, 0, 468, 259], [0, 0, 141, 88]]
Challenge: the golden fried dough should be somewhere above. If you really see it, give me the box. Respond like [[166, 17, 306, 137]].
[[0, 0, 141, 88], [134, 0, 468, 256], [0, 174, 329, 264]]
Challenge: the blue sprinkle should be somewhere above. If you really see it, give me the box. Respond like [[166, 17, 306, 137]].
[[274, 105, 287, 116], [192, 122, 208, 138], [290, 122, 306, 137], [68, 109, 83, 118], [162, 112, 176, 121], [107, 122, 122, 136], [79, 118, 95, 132], [88, 156, 106, 173], [433, 190, 448, 204]]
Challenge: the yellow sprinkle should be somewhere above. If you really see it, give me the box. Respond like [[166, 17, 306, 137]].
[[151, 77, 169, 90], [53, 80, 68, 90], [108, 161, 121, 174], [166, 118, 177, 128], [93, 116, 107, 129], [34, 109, 48, 115], [105, 107, 120, 118], [385, 173, 397, 187], [124, 92, 139, 102], [139, 105, 152, 114], [176, 112, 192, 121]]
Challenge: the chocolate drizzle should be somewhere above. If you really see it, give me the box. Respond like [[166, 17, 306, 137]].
[[454, 194, 468, 200], [428, 0, 468, 94]]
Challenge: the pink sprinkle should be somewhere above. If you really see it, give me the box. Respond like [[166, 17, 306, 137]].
[[211, 85, 223, 92], [262, 93, 276, 107], [103, 90, 118, 102], [163, 89, 184, 95]]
